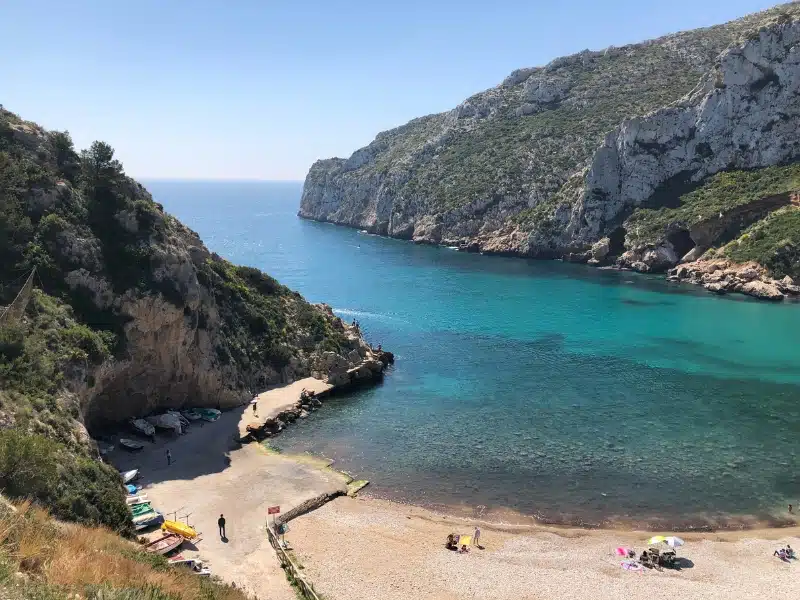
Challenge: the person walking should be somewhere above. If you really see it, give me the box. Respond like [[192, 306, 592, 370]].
[[218, 514, 226, 538], [252, 400, 258, 417], [166, 449, 172, 466], [473, 527, 481, 548]]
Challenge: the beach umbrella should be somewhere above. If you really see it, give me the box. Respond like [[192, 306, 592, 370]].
[[664, 536, 684, 548], [647, 535, 667, 545]]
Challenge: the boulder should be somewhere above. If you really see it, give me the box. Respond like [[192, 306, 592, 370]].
[[590, 237, 611, 262], [736, 266, 761, 281], [740, 280, 784, 301], [703, 282, 726, 294], [642, 244, 678, 272], [363, 359, 384, 374]]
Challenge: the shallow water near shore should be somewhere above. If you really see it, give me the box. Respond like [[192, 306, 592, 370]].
[[150, 180, 800, 529]]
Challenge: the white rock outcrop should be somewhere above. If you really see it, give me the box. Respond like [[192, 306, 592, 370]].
[[564, 21, 800, 248]]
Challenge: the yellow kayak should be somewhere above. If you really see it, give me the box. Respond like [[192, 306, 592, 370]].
[[161, 520, 198, 539]]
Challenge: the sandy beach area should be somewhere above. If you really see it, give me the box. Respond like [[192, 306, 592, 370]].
[[108, 382, 800, 600], [109, 388, 350, 600], [288, 496, 800, 600]]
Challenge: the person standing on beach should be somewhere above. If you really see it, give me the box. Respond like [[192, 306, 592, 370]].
[[252, 400, 258, 416], [218, 514, 226, 538], [473, 527, 481, 548], [166, 449, 172, 466]]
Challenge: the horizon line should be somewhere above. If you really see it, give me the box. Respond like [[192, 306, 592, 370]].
[[137, 177, 304, 183]]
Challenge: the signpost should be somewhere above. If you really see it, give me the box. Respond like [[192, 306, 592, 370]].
[[267, 505, 283, 547]]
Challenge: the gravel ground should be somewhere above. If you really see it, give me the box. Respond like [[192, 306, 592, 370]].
[[109, 406, 349, 600], [288, 496, 800, 600]]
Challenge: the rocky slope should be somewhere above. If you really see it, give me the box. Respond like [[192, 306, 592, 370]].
[[301, 3, 800, 300], [0, 107, 387, 528]]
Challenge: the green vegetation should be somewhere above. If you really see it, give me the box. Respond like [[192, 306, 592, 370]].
[[325, 3, 800, 215], [0, 431, 130, 534], [0, 499, 246, 600], [626, 164, 800, 245], [1, 106, 354, 531], [721, 207, 800, 279], [199, 259, 348, 371]]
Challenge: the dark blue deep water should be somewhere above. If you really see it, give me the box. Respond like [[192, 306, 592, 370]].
[[150, 180, 800, 528]]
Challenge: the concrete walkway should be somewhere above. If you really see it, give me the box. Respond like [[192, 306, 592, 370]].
[[110, 402, 347, 600], [239, 377, 333, 437]]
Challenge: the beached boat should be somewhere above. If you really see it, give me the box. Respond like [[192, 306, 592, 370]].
[[167, 409, 190, 427], [169, 557, 211, 576], [126, 494, 149, 505], [119, 438, 145, 451], [195, 408, 221, 422], [134, 513, 164, 531], [130, 502, 154, 516], [119, 469, 139, 484], [180, 409, 203, 421], [145, 533, 184, 555], [145, 413, 183, 435], [125, 484, 140, 495], [161, 520, 198, 539], [130, 418, 155, 437]]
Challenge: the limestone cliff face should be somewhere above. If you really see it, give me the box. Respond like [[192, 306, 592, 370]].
[[75, 219, 380, 428], [0, 108, 382, 436], [559, 21, 800, 255], [300, 6, 800, 273]]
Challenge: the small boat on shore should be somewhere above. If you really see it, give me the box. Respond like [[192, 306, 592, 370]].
[[169, 557, 211, 576], [146, 413, 183, 435], [125, 484, 140, 495], [126, 494, 149, 505], [145, 533, 183, 555], [119, 438, 145, 451], [130, 418, 155, 437], [161, 520, 198, 539], [195, 408, 221, 422], [130, 502, 154, 516], [133, 511, 164, 531], [181, 409, 203, 421], [119, 469, 139, 484]]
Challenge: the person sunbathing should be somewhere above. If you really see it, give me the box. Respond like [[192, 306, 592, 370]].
[[786, 545, 795, 558], [773, 549, 787, 560], [459, 544, 470, 553]]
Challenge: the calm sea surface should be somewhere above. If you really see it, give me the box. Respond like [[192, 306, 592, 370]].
[[149, 180, 800, 528]]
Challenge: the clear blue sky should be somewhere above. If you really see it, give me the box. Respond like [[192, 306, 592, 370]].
[[1, 0, 781, 180]]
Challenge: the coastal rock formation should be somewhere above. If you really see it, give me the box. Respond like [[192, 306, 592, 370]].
[[300, 5, 800, 300], [667, 259, 799, 300], [569, 21, 800, 251], [0, 108, 387, 442]]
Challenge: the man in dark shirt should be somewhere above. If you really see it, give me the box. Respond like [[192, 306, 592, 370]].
[[218, 514, 226, 538]]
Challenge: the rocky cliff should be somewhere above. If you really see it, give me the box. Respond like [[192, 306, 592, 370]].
[[301, 4, 800, 299], [0, 107, 385, 453]]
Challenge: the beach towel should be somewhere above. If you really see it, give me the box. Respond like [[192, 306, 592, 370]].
[[621, 560, 642, 572]]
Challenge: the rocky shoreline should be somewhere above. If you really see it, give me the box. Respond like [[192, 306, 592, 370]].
[[241, 319, 394, 442], [666, 259, 800, 301]]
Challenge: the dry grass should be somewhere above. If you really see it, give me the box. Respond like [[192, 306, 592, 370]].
[[0, 499, 249, 600]]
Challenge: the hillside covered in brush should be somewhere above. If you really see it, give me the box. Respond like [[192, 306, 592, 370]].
[[0, 107, 373, 527], [300, 3, 800, 298]]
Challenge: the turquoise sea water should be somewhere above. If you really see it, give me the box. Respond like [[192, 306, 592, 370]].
[[150, 180, 800, 528]]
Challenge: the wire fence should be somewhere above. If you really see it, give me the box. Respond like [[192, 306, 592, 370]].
[[0, 268, 35, 327], [265, 524, 323, 600]]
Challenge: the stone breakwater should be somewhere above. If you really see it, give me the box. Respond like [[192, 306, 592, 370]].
[[241, 324, 394, 442], [666, 259, 800, 301]]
